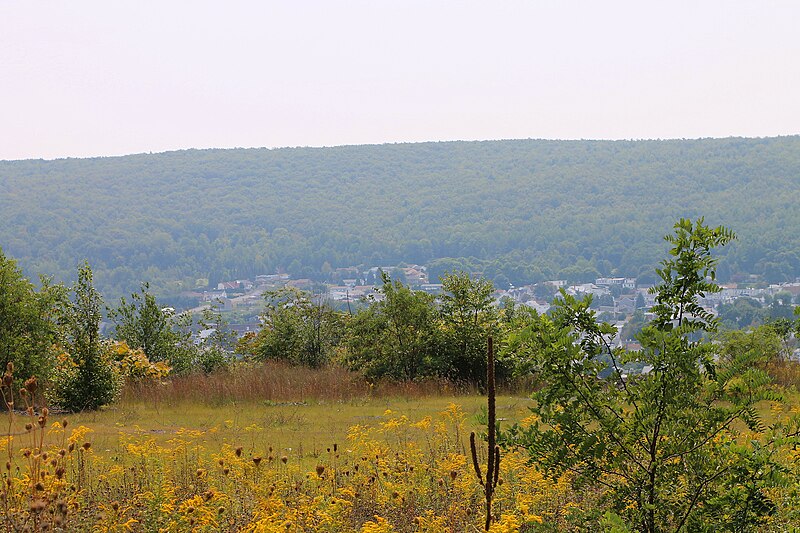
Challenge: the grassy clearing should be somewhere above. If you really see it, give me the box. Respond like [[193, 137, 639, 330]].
[[4, 362, 799, 531], [4, 384, 568, 532], [68, 394, 535, 470]]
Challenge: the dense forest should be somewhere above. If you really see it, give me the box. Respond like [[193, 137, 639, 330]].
[[2, 136, 800, 300]]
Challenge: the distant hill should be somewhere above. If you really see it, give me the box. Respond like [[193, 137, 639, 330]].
[[2, 137, 799, 301]]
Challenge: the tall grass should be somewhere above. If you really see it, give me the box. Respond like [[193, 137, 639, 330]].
[[121, 361, 481, 406], [767, 359, 800, 389]]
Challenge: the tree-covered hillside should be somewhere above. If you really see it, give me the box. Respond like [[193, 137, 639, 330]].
[[1, 137, 799, 300]]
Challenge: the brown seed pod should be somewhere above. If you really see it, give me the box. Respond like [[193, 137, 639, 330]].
[[24, 377, 37, 394]]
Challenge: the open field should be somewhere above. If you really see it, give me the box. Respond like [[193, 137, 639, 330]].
[[5, 383, 576, 532], [68, 394, 535, 471], [4, 362, 800, 532]]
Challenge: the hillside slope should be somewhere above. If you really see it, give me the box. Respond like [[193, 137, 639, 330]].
[[1, 137, 799, 299]]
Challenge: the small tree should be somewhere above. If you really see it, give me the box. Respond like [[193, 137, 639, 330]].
[[109, 283, 195, 374], [345, 273, 440, 379], [504, 219, 785, 531], [51, 262, 120, 411], [0, 248, 66, 385], [194, 305, 238, 374], [251, 287, 343, 368], [440, 271, 497, 382]]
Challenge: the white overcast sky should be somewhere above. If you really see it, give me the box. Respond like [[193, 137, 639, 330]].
[[1, 1, 798, 160]]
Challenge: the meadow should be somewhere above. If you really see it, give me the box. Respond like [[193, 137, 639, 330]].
[[4, 361, 800, 532], [2, 363, 582, 532]]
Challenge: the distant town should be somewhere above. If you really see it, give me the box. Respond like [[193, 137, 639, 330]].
[[185, 264, 800, 349]]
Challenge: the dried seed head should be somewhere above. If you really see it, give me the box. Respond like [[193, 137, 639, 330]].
[[24, 377, 37, 394], [61, 419, 68, 428], [111, 502, 119, 511], [252, 457, 262, 466], [450, 470, 458, 480], [281, 456, 288, 464], [316, 465, 325, 477], [218, 506, 225, 514], [41, 407, 48, 418], [34, 482, 44, 491], [82, 442, 91, 451], [235, 447, 243, 457], [30, 499, 46, 513], [223, 468, 229, 475], [24, 423, 33, 432], [68, 443, 75, 453]]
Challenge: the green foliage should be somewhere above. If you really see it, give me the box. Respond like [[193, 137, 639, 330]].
[[3, 138, 800, 300], [50, 262, 120, 412], [345, 273, 441, 380], [503, 219, 789, 531], [439, 272, 497, 382], [193, 305, 238, 374], [0, 248, 66, 386], [249, 287, 343, 368], [109, 284, 196, 374]]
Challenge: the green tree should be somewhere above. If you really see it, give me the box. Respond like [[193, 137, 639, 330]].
[[345, 273, 440, 379], [718, 297, 764, 329], [0, 248, 65, 385], [194, 304, 238, 374], [52, 262, 119, 411], [439, 271, 497, 382], [251, 287, 343, 368], [504, 219, 784, 531], [109, 283, 195, 374]]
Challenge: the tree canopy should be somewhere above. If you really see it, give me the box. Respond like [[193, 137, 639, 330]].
[[2, 137, 800, 301]]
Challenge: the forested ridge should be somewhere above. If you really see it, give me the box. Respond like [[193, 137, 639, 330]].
[[1, 136, 799, 300]]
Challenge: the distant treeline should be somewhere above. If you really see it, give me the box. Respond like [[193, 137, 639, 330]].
[[2, 137, 800, 300]]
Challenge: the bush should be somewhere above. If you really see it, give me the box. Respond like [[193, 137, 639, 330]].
[[50, 263, 121, 412]]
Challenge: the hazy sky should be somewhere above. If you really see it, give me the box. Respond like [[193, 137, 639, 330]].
[[2, 1, 798, 160]]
